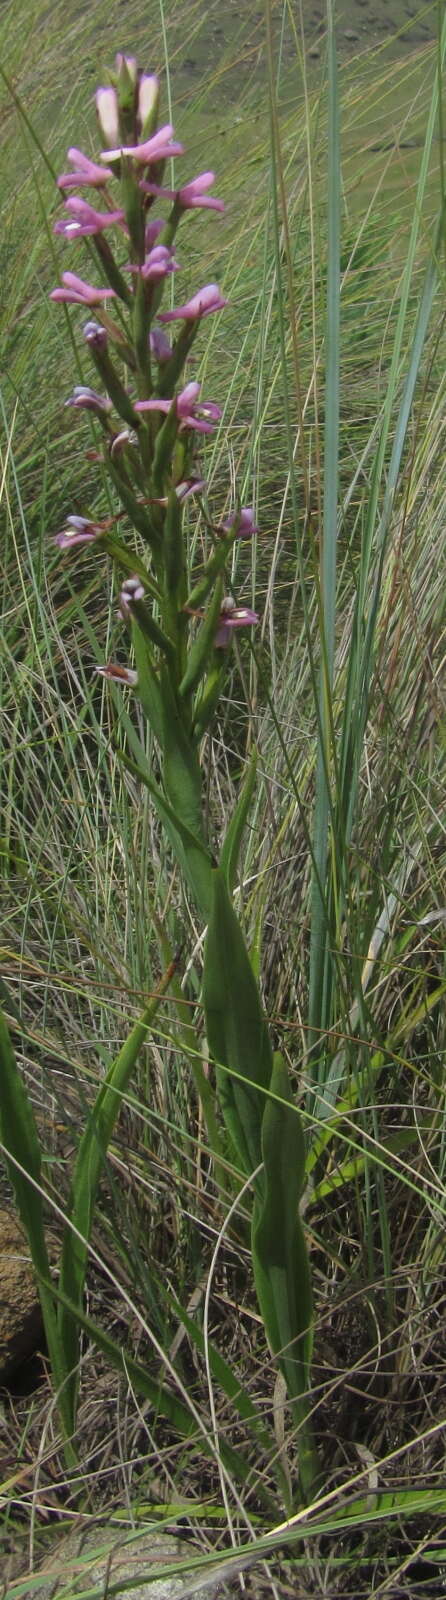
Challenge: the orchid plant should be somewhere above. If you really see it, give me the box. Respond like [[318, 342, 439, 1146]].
[[0, 54, 315, 1502]]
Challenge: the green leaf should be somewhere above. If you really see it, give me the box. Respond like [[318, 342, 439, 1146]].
[[58, 965, 175, 1432], [252, 1052, 316, 1496], [130, 623, 163, 742], [179, 578, 224, 699], [220, 750, 257, 892], [107, 457, 160, 550], [117, 711, 213, 919], [192, 663, 224, 740], [203, 868, 273, 1174], [164, 488, 186, 604], [39, 1276, 256, 1490]]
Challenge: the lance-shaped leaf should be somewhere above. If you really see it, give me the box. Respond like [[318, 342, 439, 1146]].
[[220, 749, 257, 893], [38, 1276, 255, 1489], [107, 456, 161, 550], [152, 401, 180, 488], [0, 1012, 76, 1460], [117, 709, 213, 919], [164, 487, 186, 605], [131, 621, 163, 741], [192, 662, 225, 740], [128, 600, 174, 661], [157, 320, 198, 398], [185, 535, 235, 612], [58, 963, 176, 1433], [252, 1052, 317, 1496], [88, 338, 139, 425], [160, 668, 204, 839], [203, 868, 273, 1175], [94, 232, 133, 305], [180, 577, 224, 699]]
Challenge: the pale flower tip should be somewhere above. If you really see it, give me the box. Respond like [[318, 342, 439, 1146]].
[[96, 85, 120, 149], [138, 72, 159, 134]]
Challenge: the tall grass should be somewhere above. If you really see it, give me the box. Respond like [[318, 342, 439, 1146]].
[[1, 1, 445, 1594]]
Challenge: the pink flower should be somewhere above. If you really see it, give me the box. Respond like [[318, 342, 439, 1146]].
[[50, 272, 116, 305], [158, 283, 227, 323], [153, 477, 206, 505], [135, 381, 221, 435], [54, 198, 126, 240], [57, 148, 114, 191], [214, 599, 259, 648], [65, 385, 111, 414], [140, 170, 224, 212], [127, 244, 178, 282], [54, 515, 105, 549], [96, 663, 138, 686], [221, 507, 259, 539], [101, 124, 184, 165]]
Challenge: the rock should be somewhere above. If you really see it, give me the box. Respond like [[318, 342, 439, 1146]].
[[0, 1210, 42, 1383], [18, 1524, 225, 1599], [344, 29, 359, 40]]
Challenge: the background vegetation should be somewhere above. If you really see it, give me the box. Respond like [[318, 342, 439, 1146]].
[[0, 1, 445, 1594]]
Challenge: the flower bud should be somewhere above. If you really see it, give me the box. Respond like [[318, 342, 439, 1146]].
[[115, 53, 137, 83], [138, 74, 159, 138], [115, 53, 138, 122], [119, 575, 145, 618], [96, 86, 120, 149], [83, 320, 109, 350], [149, 326, 172, 365]]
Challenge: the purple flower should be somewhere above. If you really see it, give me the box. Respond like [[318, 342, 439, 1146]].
[[50, 272, 116, 306], [101, 124, 184, 165], [158, 283, 228, 324], [57, 148, 114, 191], [54, 515, 105, 549], [141, 170, 224, 213], [175, 477, 206, 501], [83, 320, 109, 350], [214, 599, 259, 649], [221, 506, 259, 539], [96, 86, 120, 149], [119, 575, 145, 619], [153, 477, 206, 506], [149, 326, 172, 364], [127, 244, 178, 282], [54, 198, 126, 240], [96, 662, 138, 686], [135, 380, 221, 435], [65, 386, 111, 414]]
